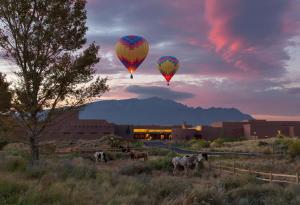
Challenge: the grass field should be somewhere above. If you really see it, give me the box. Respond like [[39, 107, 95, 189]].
[[1, 139, 300, 205]]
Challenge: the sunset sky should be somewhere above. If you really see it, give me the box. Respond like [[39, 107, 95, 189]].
[[1, 0, 300, 120]]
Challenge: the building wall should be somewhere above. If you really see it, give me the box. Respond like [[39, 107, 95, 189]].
[[246, 121, 300, 139], [172, 128, 200, 141], [200, 126, 222, 141]]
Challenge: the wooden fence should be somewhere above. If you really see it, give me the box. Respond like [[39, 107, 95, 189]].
[[55, 147, 147, 155], [210, 161, 299, 185]]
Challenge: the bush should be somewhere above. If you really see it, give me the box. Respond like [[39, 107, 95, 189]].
[[148, 157, 173, 172], [188, 189, 225, 205], [219, 176, 256, 192], [0, 140, 8, 150], [226, 183, 297, 205], [0, 179, 28, 204], [288, 140, 300, 159], [257, 141, 269, 147], [148, 147, 170, 156], [2, 156, 27, 172], [273, 138, 292, 154], [119, 162, 152, 176], [211, 138, 225, 147], [149, 178, 192, 203], [131, 141, 144, 148], [25, 164, 47, 179], [189, 139, 210, 150], [57, 161, 96, 180]]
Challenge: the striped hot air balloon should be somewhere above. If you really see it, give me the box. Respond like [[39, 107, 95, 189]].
[[157, 56, 179, 85], [115, 35, 149, 79]]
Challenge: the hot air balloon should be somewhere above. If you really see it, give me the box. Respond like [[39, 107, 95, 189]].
[[157, 56, 179, 85], [115, 35, 149, 79]]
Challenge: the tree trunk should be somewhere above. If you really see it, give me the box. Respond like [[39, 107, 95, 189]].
[[30, 136, 39, 165]]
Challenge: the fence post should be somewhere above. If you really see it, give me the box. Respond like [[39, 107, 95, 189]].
[[296, 172, 299, 184], [270, 171, 273, 183], [219, 161, 222, 174]]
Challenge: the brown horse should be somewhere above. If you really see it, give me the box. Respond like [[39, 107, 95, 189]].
[[130, 151, 148, 161]]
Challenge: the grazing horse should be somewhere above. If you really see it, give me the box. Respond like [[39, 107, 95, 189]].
[[172, 153, 208, 175], [94, 151, 107, 163], [130, 151, 148, 161]]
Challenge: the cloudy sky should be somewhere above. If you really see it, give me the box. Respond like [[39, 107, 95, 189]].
[[2, 0, 300, 120], [86, 0, 300, 120]]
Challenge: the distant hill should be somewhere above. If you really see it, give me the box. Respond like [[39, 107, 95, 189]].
[[79, 97, 253, 125]]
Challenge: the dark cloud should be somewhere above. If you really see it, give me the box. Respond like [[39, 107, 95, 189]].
[[204, 0, 299, 77], [126, 85, 195, 101], [287, 87, 300, 95], [83, 0, 300, 117]]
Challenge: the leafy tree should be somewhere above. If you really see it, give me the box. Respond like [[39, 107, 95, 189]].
[[0, 0, 109, 164], [0, 72, 12, 139], [0, 72, 11, 113]]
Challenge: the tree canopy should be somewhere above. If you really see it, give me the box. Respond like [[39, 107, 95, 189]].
[[0, 0, 109, 162]]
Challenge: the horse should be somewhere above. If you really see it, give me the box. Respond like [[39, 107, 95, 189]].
[[130, 151, 148, 161], [172, 153, 208, 175], [94, 151, 108, 163]]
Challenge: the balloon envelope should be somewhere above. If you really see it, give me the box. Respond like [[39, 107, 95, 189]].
[[157, 56, 179, 85], [115, 35, 149, 78]]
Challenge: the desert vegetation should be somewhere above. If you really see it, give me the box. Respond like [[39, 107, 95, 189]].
[[1, 140, 300, 205]]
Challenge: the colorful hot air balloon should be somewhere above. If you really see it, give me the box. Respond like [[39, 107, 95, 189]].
[[157, 56, 179, 85], [115, 35, 149, 79]]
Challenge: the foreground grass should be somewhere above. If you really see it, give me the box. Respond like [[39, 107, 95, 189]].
[[1, 150, 300, 205]]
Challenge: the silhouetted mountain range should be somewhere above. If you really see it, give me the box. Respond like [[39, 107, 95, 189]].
[[79, 97, 253, 125]]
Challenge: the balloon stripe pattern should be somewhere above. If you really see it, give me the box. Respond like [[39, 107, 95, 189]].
[[115, 35, 149, 77], [157, 56, 179, 84]]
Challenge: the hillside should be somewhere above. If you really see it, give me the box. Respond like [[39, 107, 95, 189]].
[[79, 97, 253, 125]]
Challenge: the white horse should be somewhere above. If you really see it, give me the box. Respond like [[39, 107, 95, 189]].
[[94, 151, 107, 163], [172, 153, 207, 175]]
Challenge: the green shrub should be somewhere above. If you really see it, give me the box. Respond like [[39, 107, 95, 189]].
[[131, 141, 144, 148], [148, 157, 173, 172], [0, 179, 28, 204], [0, 140, 8, 150], [219, 176, 256, 192], [148, 178, 192, 203], [257, 141, 269, 147], [211, 138, 225, 147], [188, 139, 210, 150], [288, 140, 300, 159], [227, 183, 286, 205], [3, 156, 27, 172], [274, 138, 292, 153], [119, 162, 152, 176], [188, 189, 225, 205], [25, 164, 47, 179], [57, 161, 96, 180], [148, 147, 170, 156]]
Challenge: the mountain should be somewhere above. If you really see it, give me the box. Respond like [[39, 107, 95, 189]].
[[79, 97, 253, 125]]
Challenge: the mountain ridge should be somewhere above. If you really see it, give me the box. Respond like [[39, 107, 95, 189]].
[[79, 97, 253, 125]]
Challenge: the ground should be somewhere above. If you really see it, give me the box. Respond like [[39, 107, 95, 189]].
[[1, 138, 300, 204]]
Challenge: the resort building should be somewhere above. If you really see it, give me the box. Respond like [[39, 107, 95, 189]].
[[11, 110, 300, 141]]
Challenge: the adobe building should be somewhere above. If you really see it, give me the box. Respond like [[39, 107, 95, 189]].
[[243, 120, 300, 139], [43, 111, 116, 140], [11, 109, 300, 142], [203, 120, 300, 140]]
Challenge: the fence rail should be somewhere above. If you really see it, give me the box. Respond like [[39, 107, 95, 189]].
[[211, 162, 300, 185], [55, 147, 147, 155]]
